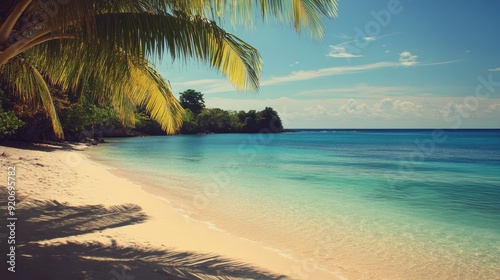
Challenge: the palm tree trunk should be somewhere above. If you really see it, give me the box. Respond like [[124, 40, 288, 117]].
[[0, 30, 72, 67], [0, 0, 33, 43]]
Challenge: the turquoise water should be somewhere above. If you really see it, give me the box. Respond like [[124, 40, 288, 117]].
[[90, 130, 500, 279]]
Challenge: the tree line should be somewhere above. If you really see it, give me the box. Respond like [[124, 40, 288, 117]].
[[0, 88, 283, 142], [179, 89, 283, 134]]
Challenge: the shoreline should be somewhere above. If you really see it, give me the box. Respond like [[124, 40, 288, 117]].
[[0, 143, 342, 279]]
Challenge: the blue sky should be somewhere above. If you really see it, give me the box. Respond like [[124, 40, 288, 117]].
[[158, 0, 500, 128]]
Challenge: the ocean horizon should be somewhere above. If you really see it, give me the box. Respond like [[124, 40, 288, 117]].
[[88, 129, 500, 279]]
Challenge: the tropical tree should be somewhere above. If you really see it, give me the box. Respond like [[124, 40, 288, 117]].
[[0, 0, 338, 138], [179, 89, 205, 116], [257, 107, 283, 132]]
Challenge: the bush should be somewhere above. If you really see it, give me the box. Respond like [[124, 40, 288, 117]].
[[0, 111, 24, 140], [0, 89, 24, 140]]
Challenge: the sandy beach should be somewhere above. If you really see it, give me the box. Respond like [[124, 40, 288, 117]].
[[0, 143, 342, 280]]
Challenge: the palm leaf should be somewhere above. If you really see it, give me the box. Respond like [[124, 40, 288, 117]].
[[89, 11, 262, 91], [118, 59, 185, 134], [0, 57, 64, 138], [190, 0, 339, 39]]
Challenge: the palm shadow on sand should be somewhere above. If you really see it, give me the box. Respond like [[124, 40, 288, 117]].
[[0, 195, 287, 280]]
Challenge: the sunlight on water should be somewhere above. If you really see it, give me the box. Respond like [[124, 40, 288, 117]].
[[89, 130, 500, 279]]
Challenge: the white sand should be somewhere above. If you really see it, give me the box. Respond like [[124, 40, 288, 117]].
[[0, 143, 342, 279]]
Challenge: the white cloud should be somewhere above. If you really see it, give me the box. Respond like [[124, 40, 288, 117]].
[[483, 103, 500, 114], [488, 67, 500, 72], [440, 101, 480, 119], [172, 79, 236, 94], [336, 33, 353, 41], [262, 62, 396, 86], [299, 98, 426, 119], [173, 79, 221, 87], [333, 98, 426, 119], [289, 61, 300, 67], [304, 105, 329, 116], [173, 60, 459, 94], [205, 96, 500, 128], [327, 45, 362, 58], [296, 85, 418, 98], [339, 99, 370, 115], [372, 98, 425, 119], [364, 36, 377, 41], [399, 51, 418, 66], [415, 60, 461, 67]]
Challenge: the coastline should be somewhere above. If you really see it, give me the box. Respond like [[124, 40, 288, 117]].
[[0, 143, 342, 279]]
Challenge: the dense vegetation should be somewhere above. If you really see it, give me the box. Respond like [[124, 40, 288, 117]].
[[0, 87, 284, 141], [178, 90, 283, 134], [0, 89, 24, 140], [0, 85, 122, 141]]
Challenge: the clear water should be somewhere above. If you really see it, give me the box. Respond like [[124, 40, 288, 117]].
[[89, 130, 500, 279]]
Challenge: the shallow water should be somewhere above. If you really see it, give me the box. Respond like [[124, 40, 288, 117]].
[[89, 130, 500, 279]]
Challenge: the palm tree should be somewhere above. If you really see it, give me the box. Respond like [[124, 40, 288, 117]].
[[0, 0, 338, 138]]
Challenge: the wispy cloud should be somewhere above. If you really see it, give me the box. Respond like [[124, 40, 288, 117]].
[[415, 60, 461, 67], [172, 79, 236, 94], [173, 59, 459, 94], [327, 45, 363, 58], [262, 62, 396, 86], [297, 85, 419, 98], [262, 59, 458, 87], [289, 61, 300, 67], [173, 79, 221, 87], [335, 32, 401, 44], [488, 67, 500, 72]]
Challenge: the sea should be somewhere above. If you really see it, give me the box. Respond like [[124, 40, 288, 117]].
[[88, 129, 500, 279]]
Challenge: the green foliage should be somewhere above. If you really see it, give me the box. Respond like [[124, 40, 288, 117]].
[[180, 109, 200, 134], [239, 107, 283, 133], [2, 82, 285, 139], [58, 93, 118, 134], [0, 89, 24, 140], [256, 107, 284, 132], [134, 110, 165, 135], [242, 110, 259, 133], [177, 89, 283, 134], [197, 108, 235, 133], [179, 89, 206, 116], [0, 111, 25, 139]]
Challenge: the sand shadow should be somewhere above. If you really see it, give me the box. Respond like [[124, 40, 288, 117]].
[[0, 194, 286, 280], [0, 141, 84, 153]]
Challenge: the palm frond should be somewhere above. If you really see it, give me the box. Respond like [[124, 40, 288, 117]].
[[85, 12, 262, 91], [100, 58, 185, 134], [197, 0, 338, 39], [124, 61, 185, 134], [0, 57, 64, 138], [27, 41, 184, 134]]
